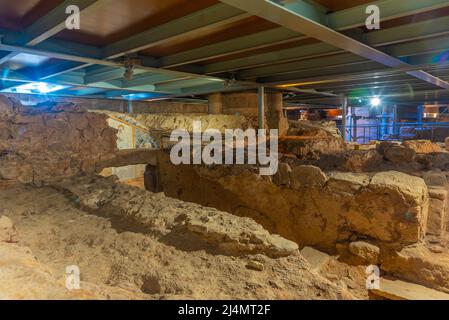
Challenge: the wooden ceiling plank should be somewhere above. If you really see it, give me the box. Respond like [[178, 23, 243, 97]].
[[0, 0, 103, 65]]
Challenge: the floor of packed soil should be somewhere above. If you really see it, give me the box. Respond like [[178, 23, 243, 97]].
[[0, 183, 368, 300]]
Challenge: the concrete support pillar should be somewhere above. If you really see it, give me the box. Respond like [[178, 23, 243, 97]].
[[208, 92, 223, 114], [127, 100, 133, 114], [266, 92, 289, 136]]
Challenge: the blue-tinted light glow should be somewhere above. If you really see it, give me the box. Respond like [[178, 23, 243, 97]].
[[121, 93, 166, 101], [4, 82, 67, 94]]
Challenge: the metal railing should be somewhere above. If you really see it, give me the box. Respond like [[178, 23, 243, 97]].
[[337, 122, 449, 144]]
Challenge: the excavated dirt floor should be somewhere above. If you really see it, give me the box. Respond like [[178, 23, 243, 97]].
[[0, 180, 368, 300]]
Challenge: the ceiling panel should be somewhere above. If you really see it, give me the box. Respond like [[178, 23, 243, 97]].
[[0, 0, 63, 31], [312, 0, 375, 12], [56, 0, 218, 46], [142, 16, 277, 57]]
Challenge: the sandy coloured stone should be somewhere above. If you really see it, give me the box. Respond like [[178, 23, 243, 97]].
[[290, 165, 328, 189], [348, 241, 380, 265]]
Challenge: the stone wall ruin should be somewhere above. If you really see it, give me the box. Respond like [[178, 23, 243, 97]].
[[0, 96, 119, 185]]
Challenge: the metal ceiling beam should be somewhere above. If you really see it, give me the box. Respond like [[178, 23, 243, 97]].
[[121, 74, 181, 88], [160, 27, 301, 68], [103, 91, 168, 99], [204, 14, 449, 75], [239, 34, 449, 79], [84, 66, 147, 84], [0, 41, 265, 99], [21, 0, 104, 46], [265, 62, 388, 84], [102, 3, 250, 59], [303, 77, 426, 91], [240, 53, 367, 79], [0, 0, 103, 65], [155, 78, 224, 92], [160, 0, 449, 68], [205, 42, 339, 75], [36, 61, 88, 80], [219, 0, 449, 89], [330, 83, 436, 95], [84, 66, 125, 84], [265, 64, 442, 88], [329, 0, 449, 30], [0, 42, 225, 83], [3, 70, 164, 94], [286, 89, 449, 104], [386, 36, 449, 58], [11, 3, 249, 88], [261, 59, 449, 86], [0, 80, 25, 91], [0, 67, 254, 100], [143, 82, 256, 102], [26, 3, 240, 80]]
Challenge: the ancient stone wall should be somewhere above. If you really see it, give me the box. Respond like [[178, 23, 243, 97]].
[[281, 120, 345, 160], [132, 113, 256, 133], [221, 93, 260, 118], [292, 139, 449, 174], [3, 92, 208, 114], [0, 96, 118, 184], [154, 151, 429, 253]]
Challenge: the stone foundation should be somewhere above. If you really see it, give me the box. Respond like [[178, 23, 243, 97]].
[[154, 151, 429, 252], [0, 96, 118, 184]]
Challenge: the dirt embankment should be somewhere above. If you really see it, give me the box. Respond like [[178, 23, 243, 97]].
[[0, 176, 361, 300]]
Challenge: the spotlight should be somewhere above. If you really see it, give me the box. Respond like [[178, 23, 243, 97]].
[[4, 82, 67, 94], [370, 97, 381, 107]]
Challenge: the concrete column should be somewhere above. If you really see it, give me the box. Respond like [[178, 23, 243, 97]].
[[266, 92, 289, 136], [208, 93, 223, 114], [127, 100, 133, 113]]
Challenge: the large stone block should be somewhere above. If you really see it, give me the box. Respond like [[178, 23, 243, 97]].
[[156, 151, 429, 251], [377, 141, 416, 164], [348, 241, 380, 265], [380, 244, 449, 293], [424, 171, 448, 187], [56, 175, 299, 258], [272, 162, 291, 186], [402, 140, 442, 154], [0, 95, 118, 184], [290, 165, 328, 189], [282, 120, 344, 160], [427, 198, 447, 237]]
